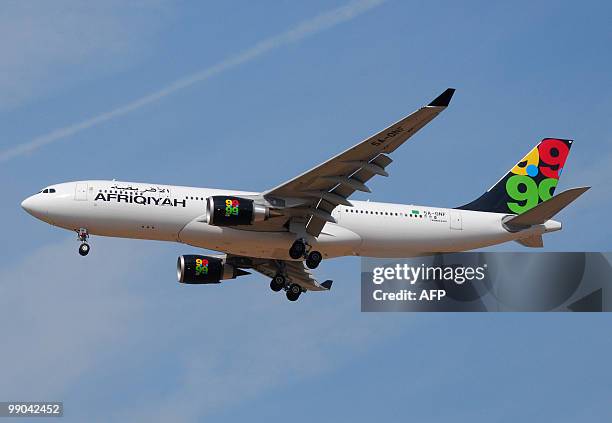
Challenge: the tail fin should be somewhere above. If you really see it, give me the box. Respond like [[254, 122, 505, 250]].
[[457, 138, 573, 214]]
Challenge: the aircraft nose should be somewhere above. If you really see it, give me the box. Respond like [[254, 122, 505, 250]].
[[21, 196, 33, 213], [21, 195, 47, 219]]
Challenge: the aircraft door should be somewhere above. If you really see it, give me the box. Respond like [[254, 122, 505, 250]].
[[75, 183, 88, 201], [450, 211, 462, 230]]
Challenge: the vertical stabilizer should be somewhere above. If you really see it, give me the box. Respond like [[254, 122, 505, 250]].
[[457, 138, 573, 214]]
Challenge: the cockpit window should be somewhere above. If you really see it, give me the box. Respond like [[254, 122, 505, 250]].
[[42, 189, 49, 193], [49, 188, 56, 193], [41, 188, 56, 194]]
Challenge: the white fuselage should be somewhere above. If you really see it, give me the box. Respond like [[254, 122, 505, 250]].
[[21, 180, 561, 259]]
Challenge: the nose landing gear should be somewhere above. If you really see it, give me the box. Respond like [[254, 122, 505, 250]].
[[76, 228, 90, 256]]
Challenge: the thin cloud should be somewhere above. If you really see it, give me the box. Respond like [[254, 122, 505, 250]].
[[0, 236, 152, 399], [0, 0, 385, 163]]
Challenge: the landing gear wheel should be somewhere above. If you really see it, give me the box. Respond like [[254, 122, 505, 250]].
[[289, 239, 306, 259], [286, 283, 302, 301], [270, 275, 286, 292], [305, 250, 322, 269], [78, 243, 90, 256], [76, 228, 90, 256]]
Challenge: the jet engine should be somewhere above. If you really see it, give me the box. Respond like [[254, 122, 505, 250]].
[[177, 255, 248, 284], [205, 196, 270, 226]]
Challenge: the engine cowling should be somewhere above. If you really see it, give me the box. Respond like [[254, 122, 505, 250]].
[[177, 255, 243, 284], [206, 196, 269, 226]]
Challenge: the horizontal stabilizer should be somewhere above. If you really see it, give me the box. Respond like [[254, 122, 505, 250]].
[[505, 186, 590, 228], [515, 234, 544, 248]]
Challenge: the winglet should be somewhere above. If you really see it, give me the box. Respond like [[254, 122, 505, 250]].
[[428, 88, 456, 107], [321, 280, 333, 290]]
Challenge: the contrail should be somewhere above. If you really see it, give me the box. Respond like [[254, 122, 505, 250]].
[[0, 0, 385, 163]]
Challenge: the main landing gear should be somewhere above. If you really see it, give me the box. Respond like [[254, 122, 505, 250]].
[[270, 274, 285, 292], [305, 250, 322, 269], [77, 228, 90, 256], [289, 239, 322, 269], [289, 239, 306, 259], [269, 273, 304, 301], [286, 283, 302, 302]]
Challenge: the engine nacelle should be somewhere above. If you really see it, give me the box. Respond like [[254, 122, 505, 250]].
[[177, 255, 243, 284], [206, 196, 269, 226]]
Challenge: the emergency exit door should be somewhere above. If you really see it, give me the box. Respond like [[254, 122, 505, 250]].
[[450, 211, 462, 230]]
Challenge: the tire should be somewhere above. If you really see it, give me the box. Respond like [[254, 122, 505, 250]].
[[79, 243, 90, 256], [286, 286, 301, 301], [289, 240, 306, 259], [305, 259, 317, 269], [308, 250, 322, 262], [270, 275, 285, 292], [305, 251, 322, 269]]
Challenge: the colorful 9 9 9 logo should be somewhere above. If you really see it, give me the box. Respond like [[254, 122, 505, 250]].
[[225, 198, 240, 217], [195, 258, 209, 276], [506, 138, 571, 214]]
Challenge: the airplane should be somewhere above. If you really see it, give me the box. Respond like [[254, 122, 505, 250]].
[[21, 88, 590, 301]]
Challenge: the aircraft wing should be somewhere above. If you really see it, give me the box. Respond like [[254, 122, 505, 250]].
[[263, 88, 455, 237], [226, 255, 332, 292]]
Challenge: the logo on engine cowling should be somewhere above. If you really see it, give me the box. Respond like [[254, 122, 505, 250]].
[[225, 198, 240, 217], [195, 258, 209, 275]]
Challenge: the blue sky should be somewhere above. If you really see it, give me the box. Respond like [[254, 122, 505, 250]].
[[0, 1, 611, 421]]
